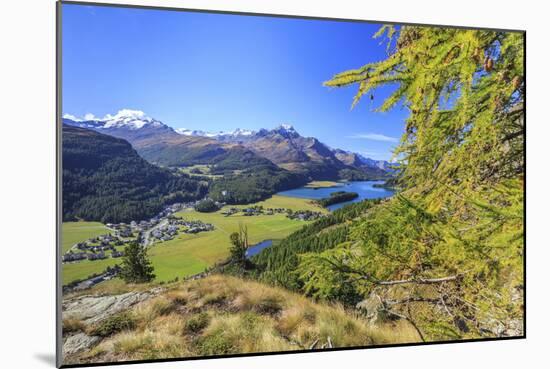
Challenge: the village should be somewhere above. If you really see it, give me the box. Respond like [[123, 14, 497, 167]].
[[149, 217, 214, 242], [62, 199, 325, 265], [221, 205, 324, 221], [62, 201, 215, 264]]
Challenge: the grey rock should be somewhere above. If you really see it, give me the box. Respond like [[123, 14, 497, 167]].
[[63, 333, 101, 355], [63, 289, 162, 324], [356, 293, 385, 323]]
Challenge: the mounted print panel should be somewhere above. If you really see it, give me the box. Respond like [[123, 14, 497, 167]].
[[57, 1, 525, 367]]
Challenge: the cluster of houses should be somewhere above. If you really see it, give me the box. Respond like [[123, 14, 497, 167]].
[[63, 202, 219, 263], [286, 209, 325, 221], [180, 219, 215, 234], [150, 218, 215, 243], [221, 206, 288, 217], [106, 202, 196, 237], [150, 223, 179, 242], [62, 233, 127, 263], [219, 205, 322, 221]]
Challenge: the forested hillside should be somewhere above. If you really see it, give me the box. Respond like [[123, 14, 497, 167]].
[[251, 200, 382, 304], [209, 163, 308, 204], [62, 125, 207, 223]]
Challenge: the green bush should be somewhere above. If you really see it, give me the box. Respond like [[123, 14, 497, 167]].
[[194, 330, 235, 356], [195, 199, 219, 213], [184, 312, 210, 335], [254, 296, 283, 316], [90, 311, 136, 337]]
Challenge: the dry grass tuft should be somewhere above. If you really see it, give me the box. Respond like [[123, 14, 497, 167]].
[[62, 318, 87, 334], [111, 330, 191, 360]]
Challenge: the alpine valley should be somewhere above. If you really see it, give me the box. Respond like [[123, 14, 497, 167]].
[[63, 109, 392, 180], [62, 110, 395, 214], [59, 20, 524, 366]]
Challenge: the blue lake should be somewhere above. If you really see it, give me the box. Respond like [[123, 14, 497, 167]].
[[246, 239, 273, 258], [276, 180, 395, 211], [246, 181, 394, 258]]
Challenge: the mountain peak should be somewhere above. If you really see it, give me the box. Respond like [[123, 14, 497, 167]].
[[230, 128, 255, 136], [175, 127, 255, 138], [276, 123, 295, 131], [63, 109, 165, 130], [272, 124, 299, 137], [104, 109, 149, 121], [102, 109, 158, 129]]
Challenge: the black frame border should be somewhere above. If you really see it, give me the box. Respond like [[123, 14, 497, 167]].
[[56, 1, 527, 368]]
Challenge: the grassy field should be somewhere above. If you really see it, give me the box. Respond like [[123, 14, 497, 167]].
[[150, 197, 321, 281], [61, 196, 322, 285], [63, 258, 120, 285], [179, 164, 230, 179], [61, 221, 110, 253], [304, 180, 343, 189], [251, 195, 328, 212], [62, 222, 118, 285]]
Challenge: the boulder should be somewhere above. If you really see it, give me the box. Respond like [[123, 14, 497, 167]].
[[63, 333, 101, 356]]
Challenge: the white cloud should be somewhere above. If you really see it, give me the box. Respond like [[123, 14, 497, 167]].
[[84, 113, 97, 120], [62, 113, 81, 121], [348, 133, 398, 143]]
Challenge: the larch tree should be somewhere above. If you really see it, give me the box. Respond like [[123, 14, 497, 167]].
[[298, 26, 524, 341]]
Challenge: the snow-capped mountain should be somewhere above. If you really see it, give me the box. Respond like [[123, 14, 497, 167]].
[[174, 124, 301, 142], [175, 128, 213, 137], [175, 127, 256, 139], [356, 154, 396, 171], [63, 109, 165, 131], [62, 109, 395, 178]]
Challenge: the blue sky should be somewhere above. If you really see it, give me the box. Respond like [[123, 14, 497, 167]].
[[62, 4, 409, 160]]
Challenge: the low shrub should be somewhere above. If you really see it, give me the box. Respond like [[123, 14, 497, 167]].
[[194, 329, 235, 356], [151, 298, 176, 317], [254, 296, 283, 316], [184, 312, 210, 335], [90, 311, 136, 337]]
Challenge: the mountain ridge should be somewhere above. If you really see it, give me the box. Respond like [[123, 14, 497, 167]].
[[63, 110, 394, 179]]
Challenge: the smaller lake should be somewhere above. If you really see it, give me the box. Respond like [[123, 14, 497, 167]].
[[277, 180, 394, 211], [246, 239, 273, 258]]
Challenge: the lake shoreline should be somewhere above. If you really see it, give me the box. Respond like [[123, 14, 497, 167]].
[[276, 180, 395, 211]]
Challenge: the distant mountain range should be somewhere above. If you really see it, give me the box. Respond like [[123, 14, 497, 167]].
[[63, 109, 395, 181]]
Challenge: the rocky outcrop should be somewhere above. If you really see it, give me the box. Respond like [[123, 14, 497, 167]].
[[63, 288, 162, 324], [62, 288, 164, 360], [63, 333, 101, 356]]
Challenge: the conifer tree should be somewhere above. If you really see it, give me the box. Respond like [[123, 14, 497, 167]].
[[229, 224, 249, 268], [298, 26, 524, 340], [119, 233, 155, 283]]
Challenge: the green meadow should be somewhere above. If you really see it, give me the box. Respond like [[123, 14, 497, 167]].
[[251, 194, 327, 212], [62, 258, 119, 285], [61, 221, 110, 253], [61, 195, 325, 285], [304, 180, 343, 189], [61, 221, 116, 284], [149, 195, 324, 281]]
